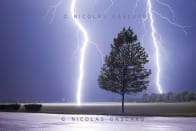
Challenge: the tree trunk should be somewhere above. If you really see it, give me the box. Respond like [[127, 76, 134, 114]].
[[122, 92, 125, 113], [122, 67, 126, 113]]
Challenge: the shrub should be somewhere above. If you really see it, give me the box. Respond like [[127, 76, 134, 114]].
[[0, 104, 20, 111], [24, 104, 42, 112]]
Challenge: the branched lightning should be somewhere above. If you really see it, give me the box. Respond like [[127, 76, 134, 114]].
[[45, 0, 191, 101], [152, 4, 189, 35], [45, 0, 112, 105], [45, 0, 89, 104], [89, 41, 104, 63], [88, 0, 115, 64], [44, 0, 62, 24], [132, 0, 140, 17], [104, 0, 114, 14], [155, 0, 190, 34], [146, 0, 190, 93], [132, 0, 148, 47], [131, 0, 163, 93], [156, 0, 175, 22], [71, 0, 89, 105], [71, 0, 113, 104]]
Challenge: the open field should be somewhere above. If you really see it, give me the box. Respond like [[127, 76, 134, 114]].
[[1, 102, 196, 116]]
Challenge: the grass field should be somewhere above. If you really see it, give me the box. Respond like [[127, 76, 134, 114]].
[[8, 102, 195, 116]]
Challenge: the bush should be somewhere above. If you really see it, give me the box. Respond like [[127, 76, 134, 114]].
[[0, 104, 20, 111], [24, 104, 42, 112]]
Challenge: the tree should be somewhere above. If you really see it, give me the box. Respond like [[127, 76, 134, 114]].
[[167, 92, 175, 102], [98, 27, 151, 112], [184, 91, 194, 102], [142, 93, 150, 102]]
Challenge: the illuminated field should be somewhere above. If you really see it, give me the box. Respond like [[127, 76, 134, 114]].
[[12, 102, 196, 116]]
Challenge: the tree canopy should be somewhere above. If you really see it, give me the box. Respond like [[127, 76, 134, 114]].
[[98, 27, 151, 112]]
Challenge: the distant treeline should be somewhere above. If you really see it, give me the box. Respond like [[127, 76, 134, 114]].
[[0, 104, 42, 112], [141, 91, 196, 102]]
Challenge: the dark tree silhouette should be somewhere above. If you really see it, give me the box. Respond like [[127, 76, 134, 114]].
[[141, 91, 196, 103], [98, 27, 151, 113]]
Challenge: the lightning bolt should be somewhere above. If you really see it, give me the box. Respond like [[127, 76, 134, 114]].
[[131, 0, 163, 93], [46, 0, 190, 100], [147, 0, 163, 94], [45, 0, 112, 105], [70, 0, 113, 104], [71, 0, 89, 105], [146, 0, 191, 93], [130, 0, 191, 93]]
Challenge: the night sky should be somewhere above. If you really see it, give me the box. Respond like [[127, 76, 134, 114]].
[[0, 0, 196, 102]]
